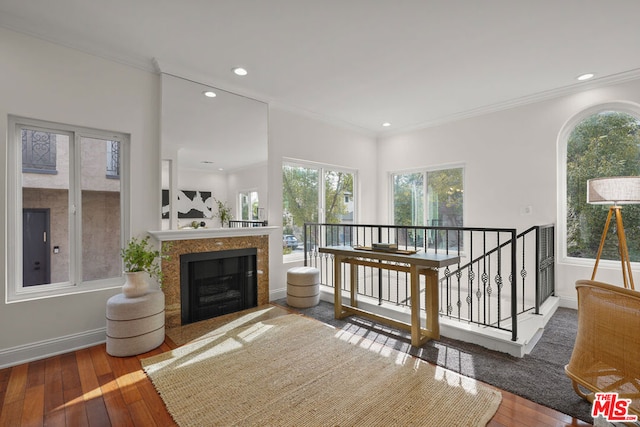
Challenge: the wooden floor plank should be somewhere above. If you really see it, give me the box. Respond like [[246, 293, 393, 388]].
[[0, 399, 24, 427], [76, 348, 102, 402], [127, 400, 157, 427], [59, 353, 81, 393], [0, 366, 10, 410], [100, 367, 135, 427], [83, 396, 112, 427], [43, 356, 65, 427], [88, 345, 111, 379], [62, 385, 89, 427], [5, 363, 28, 405], [105, 356, 143, 406], [21, 383, 45, 427], [27, 359, 46, 388]]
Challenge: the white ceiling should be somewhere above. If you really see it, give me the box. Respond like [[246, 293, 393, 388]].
[[2, 0, 640, 135]]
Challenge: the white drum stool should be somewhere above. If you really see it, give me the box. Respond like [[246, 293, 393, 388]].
[[287, 266, 320, 308], [106, 289, 165, 357]]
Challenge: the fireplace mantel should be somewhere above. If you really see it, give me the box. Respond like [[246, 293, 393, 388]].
[[148, 226, 279, 242]]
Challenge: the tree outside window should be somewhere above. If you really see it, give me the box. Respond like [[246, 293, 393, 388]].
[[282, 162, 355, 258], [566, 110, 640, 261], [392, 167, 463, 250], [239, 190, 259, 220]]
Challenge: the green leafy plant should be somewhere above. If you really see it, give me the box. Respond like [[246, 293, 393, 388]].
[[214, 197, 233, 227], [120, 236, 167, 284]]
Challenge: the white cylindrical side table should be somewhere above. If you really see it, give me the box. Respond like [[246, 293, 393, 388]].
[[106, 289, 165, 357], [287, 266, 320, 308]]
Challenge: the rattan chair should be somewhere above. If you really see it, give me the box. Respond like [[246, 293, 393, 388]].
[[565, 280, 640, 416]]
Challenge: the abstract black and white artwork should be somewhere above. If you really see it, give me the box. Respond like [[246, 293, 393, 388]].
[[162, 189, 213, 219]]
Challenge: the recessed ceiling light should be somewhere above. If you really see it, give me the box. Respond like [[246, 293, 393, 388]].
[[577, 73, 595, 81], [382, 122, 391, 127], [203, 91, 217, 98], [232, 67, 248, 76]]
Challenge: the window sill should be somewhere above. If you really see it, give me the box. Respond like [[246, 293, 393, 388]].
[[6, 279, 124, 304]]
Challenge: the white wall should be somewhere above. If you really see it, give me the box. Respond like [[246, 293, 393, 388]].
[[0, 28, 160, 365], [377, 78, 640, 305], [267, 108, 378, 298]]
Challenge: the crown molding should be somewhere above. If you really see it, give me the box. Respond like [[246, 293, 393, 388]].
[[381, 68, 640, 138], [0, 22, 155, 73]]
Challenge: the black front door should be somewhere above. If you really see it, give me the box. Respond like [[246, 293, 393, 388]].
[[23, 209, 51, 286]]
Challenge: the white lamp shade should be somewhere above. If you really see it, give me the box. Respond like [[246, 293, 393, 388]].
[[587, 176, 640, 205]]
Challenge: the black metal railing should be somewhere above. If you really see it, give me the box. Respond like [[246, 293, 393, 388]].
[[302, 223, 555, 341], [228, 220, 268, 228]]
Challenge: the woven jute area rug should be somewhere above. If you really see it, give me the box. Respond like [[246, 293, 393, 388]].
[[142, 314, 502, 426]]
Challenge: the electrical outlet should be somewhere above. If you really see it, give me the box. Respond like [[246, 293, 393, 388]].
[[521, 205, 533, 215]]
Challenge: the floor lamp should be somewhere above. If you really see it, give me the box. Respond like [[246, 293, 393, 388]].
[[587, 176, 640, 290]]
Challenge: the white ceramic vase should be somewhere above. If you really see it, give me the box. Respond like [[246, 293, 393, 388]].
[[122, 271, 150, 298]]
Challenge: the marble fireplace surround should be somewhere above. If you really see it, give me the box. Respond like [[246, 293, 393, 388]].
[[149, 227, 278, 328]]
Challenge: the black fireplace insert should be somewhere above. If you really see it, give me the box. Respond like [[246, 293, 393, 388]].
[[180, 248, 257, 325]]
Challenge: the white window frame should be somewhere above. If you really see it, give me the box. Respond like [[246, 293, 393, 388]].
[[557, 101, 640, 267], [238, 189, 260, 221], [282, 158, 358, 262], [7, 116, 130, 302], [283, 158, 358, 225], [388, 163, 465, 226]]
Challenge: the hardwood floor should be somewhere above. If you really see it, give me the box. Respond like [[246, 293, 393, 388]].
[[0, 334, 593, 426]]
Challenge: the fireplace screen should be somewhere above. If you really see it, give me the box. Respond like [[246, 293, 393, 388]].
[[180, 248, 257, 324]]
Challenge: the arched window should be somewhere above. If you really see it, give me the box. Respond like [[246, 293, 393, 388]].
[[560, 104, 640, 263]]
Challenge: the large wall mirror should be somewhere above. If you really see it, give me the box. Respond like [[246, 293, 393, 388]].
[[160, 73, 268, 229]]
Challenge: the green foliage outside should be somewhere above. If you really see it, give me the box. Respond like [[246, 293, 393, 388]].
[[240, 192, 259, 220], [282, 165, 319, 235], [426, 168, 464, 227], [393, 169, 463, 227], [392, 168, 463, 249], [282, 165, 353, 239], [324, 170, 353, 223], [566, 111, 640, 261], [393, 173, 424, 226]]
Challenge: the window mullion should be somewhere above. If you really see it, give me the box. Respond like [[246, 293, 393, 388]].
[[422, 171, 428, 226], [319, 167, 325, 224], [70, 132, 82, 285]]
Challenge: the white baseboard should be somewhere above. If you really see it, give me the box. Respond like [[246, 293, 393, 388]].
[[559, 295, 579, 310], [0, 328, 106, 369], [269, 287, 287, 301]]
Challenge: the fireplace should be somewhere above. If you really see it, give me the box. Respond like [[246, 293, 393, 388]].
[[151, 231, 271, 328], [180, 248, 258, 325]]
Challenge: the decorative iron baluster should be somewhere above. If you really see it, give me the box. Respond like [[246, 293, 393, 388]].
[[495, 234, 503, 328], [467, 232, 474, 322], [444, 265, 452, 315], [456, 267, 462, 319], [521, 233, 527, 312]]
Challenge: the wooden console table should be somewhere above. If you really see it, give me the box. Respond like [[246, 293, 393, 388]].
[[319, 246, 459, 347]]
